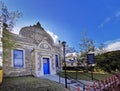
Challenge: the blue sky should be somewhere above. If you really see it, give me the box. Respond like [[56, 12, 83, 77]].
[[1, 0, 120, 51]]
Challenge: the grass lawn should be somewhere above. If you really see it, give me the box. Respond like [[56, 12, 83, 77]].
[[59, 71, 112, 81], [0, 76, 65, 91]]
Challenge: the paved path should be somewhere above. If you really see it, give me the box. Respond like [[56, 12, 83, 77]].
[[40, 75, 95, 91]]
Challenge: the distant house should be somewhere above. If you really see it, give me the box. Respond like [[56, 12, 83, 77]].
[[3, 22, 62, 77], [65, 52, 78, 67]]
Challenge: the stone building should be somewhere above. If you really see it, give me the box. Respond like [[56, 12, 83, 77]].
[[3, 22, 62, 77]]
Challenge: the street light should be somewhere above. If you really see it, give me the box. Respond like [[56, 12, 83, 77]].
[[61, 41, 67, 88]]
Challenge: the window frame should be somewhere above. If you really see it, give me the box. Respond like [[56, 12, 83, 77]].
[[13, 49, 24, 68], [55, 54, 59, 67]]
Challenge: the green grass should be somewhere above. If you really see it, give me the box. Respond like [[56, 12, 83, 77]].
[[59, 71, 112, 81], [0, 73, 113, 91], [0, 76, 65, 91]]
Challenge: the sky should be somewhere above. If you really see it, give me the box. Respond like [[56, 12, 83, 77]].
[[1, 0, 120, 51]]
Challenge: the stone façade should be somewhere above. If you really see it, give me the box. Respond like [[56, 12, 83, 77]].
[[3, 22, 62, 77]]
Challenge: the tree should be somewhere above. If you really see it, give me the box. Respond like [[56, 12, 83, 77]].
[[76, 53, 86, 66], [0, 1, 22, 60], [98, 43, 106, 54], [65, 45, 76, 54], [78, 32, 95, 71], [79, 32, 95, 56], [0, 1, 22, 31], [79, 32, 95, 58], [95, 50, 120, 73]]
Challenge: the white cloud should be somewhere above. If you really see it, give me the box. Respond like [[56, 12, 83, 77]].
[[115, 11, 120, 17], [11, 27, 20, 34], [98, 16, 111, 28], [105, 41, 120, 51], [12, 27, 59, 44], [46, 30, 58, 43], [105, 17, 111, 22], [98, 10, 120, 28]]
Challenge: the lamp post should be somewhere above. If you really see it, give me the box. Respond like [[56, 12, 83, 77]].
[[62, 41, 67, 88]]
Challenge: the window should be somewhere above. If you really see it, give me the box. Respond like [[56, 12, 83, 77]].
[[55, 55, 59, 67], [13, 49, 24, 68], [71, 63, 73, 66]]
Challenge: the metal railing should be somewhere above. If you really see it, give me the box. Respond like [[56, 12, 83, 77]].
[[66, 73, 87, 90], [59, 66, 101, 90], [73, 66, 99, 81]]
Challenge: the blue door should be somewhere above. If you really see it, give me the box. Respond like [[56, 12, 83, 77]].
[[43, 58, 50, 74]]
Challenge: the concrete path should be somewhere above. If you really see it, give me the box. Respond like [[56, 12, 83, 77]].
[[40, 75, 95, 91]]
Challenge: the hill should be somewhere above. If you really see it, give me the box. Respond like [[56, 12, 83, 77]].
[[95, 50, 120, 73]]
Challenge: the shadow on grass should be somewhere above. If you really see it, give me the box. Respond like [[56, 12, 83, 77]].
[[0, 76, 65, 91], [59, 71, 112, 81]]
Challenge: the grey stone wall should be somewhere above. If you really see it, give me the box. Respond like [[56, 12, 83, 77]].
[[3, 46, 33, 77], [19, 23, 54, 46], [3, 22, 62, 77]]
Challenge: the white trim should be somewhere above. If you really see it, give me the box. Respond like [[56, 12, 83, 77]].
[[38, 40, 52, 50], [36, 55, 56, 76], [42, 56, 51, 75], [42, 57, 50, 75]]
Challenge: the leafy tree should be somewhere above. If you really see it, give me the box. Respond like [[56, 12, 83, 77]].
[[95, 50, 120, 73]]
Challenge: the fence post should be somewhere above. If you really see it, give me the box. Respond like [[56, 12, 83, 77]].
[[76, 86, 81, 91], [93, 82, 97, 91]]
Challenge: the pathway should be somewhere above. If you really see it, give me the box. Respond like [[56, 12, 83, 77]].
[[40, 75, 94, 91]]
